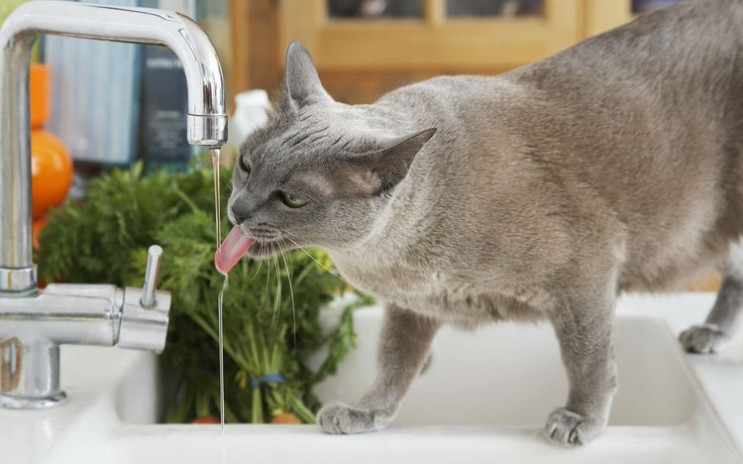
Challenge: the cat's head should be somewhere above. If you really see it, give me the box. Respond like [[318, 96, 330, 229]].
[[227, 42, 436, 258]]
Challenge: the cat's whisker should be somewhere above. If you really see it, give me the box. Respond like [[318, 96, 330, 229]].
[[282, 234, 349, 286], [261, 252, 271, 309], [250, 260, 264, 283], [272, 246, 283, 329], [281, 251, 297, 347], [268, 244, 278, 326], [284, 236, 330, 273]]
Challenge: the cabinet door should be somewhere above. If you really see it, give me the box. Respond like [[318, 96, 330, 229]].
[[279, 0, 580, 72]]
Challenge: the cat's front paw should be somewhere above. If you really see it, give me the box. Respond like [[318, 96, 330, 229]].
[[317, 403, 393, 435], [680, 324, 731, 354], [544, 407, 606, 447]]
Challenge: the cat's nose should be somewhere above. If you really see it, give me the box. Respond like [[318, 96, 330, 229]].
[[230, 193, 258, 224], [230, 208, 250, 225], [229, 203, 250, 225], [232, 212, 248, 224]]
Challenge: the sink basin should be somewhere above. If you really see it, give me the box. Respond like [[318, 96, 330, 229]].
[[313, 313, 696, 428], [3, 293, 743, 463]]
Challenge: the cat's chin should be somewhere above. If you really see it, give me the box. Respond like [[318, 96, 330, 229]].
[[246, 238, 294, 259]]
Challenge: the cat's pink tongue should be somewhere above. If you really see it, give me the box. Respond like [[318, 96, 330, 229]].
[[215, 225, 255, 275]]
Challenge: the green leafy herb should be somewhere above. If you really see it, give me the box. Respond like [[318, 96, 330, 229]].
[[37, 160, 371, 424]]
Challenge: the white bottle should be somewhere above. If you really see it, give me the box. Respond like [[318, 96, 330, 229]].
[[226, 89, 270, 155]]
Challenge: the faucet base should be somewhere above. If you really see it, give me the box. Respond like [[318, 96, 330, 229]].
[[0, 267, 37, 293], [0, 391, 67, 409], [1, 337, 66, 409]]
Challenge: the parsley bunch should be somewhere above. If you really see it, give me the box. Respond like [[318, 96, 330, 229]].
[[37, 161, 371, 423]]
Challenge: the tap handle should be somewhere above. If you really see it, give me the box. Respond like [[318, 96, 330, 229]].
[[118, 244, 170, 352], [140, 245, 163, 308]]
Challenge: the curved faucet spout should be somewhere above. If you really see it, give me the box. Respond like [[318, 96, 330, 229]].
[[0, 1, 227, 288]]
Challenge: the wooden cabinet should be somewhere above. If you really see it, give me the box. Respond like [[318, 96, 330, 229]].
[[584, 0, 635, 37], [278, 0, 581, 72], [233, 0, 679, 102]]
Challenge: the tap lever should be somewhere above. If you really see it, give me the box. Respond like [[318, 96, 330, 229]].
[[140, 245, 163, 308]]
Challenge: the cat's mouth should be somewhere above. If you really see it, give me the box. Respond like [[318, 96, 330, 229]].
[[216, 225, 296, 272], [236, 223, 298, 259], [246, 237, 294, 258]]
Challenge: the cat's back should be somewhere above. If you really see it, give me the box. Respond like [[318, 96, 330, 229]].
[[373, 0, 743, 292], [507, 0, 743, 289], [517, 0, 743, 90]]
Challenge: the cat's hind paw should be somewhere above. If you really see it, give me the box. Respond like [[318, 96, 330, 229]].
[[544, 407, 606, 447], [680, 324, 731, 354], [317, 403, 392, 435]]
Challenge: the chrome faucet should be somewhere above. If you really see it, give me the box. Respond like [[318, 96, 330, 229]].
[[0, 2, 227, 409]]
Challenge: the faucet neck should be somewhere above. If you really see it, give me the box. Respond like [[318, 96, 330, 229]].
[[0, 33, 35, 283], [0, 1, 228, 292]]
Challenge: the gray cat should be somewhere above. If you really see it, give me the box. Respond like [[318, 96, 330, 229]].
[[227, 0, 743, 446]]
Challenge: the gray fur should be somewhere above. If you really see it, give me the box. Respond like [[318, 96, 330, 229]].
[[681, 241, 743, 353], [228, 0, 743, 446]]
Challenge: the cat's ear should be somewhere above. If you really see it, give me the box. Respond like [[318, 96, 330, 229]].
[[284, 41, 332, 107], [344, 128, 437, 194]]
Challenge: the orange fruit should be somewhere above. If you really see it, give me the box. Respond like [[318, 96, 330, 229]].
[[191, 416, 219, 424], [271, 412, 301, 424], [31, 130, 73, 219], [30, 64, 50, 128]]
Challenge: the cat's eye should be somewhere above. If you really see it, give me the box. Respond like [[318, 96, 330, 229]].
[[238, 154, 251, 174], [279, 191, 308, 208]]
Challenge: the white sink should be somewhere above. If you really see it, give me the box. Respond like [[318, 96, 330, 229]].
[[3, 293, 743, 464]]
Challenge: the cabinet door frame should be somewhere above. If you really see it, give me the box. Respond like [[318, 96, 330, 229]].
[[279, 0, 581, 72]]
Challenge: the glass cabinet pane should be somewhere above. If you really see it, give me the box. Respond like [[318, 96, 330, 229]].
[[327, 0, 423, 18], [447, 0, 543, 17], [632, 0, 679, 14]]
